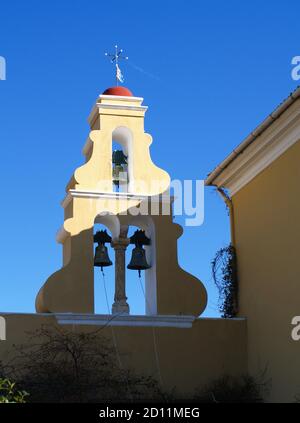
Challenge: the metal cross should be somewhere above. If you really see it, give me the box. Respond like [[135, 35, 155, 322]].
[[105, 45, 128, 85]]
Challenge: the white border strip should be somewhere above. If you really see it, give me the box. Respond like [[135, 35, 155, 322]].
[[61, 190, 174, 208], [99, 94, 144, 102], [55, 313, 196, 328]]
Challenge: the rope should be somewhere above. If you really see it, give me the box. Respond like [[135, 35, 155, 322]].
[[137, 273, 164, 389], [101, 269, 133, 401], [100, 269, 164, 397]]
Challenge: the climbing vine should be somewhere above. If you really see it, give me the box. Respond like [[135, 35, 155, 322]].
[[211, 244, 238, 318]]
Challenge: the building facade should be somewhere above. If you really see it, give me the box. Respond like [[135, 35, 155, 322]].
[[206, 87, 300, 402]]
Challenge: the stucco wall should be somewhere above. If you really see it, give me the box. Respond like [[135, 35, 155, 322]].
[[233, 140, 300, 402], [0, 313, 247, 398]]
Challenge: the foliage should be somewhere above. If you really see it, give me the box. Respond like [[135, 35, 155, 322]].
[[194, 374, 268, 403], [211, 244, 238, 318], [0, 378, 28, 403], [0, 326, 271, 403], [1, 325, 167, 403]]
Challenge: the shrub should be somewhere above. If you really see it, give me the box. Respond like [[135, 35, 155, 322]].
[[0, 378, 28, 403], [194, 374, 268, 403], [1, 325, 167, 403]]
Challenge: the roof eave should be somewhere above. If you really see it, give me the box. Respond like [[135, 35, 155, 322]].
[[205, 86, 300, 187]]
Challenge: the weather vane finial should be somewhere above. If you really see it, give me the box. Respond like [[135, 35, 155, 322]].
[[105, 45, 128, 86]]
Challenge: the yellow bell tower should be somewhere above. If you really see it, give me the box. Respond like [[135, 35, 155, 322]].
[[36, 85, 207, 317]]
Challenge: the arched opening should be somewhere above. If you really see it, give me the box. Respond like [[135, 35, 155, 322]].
[[112, 127, 134, 193], [93, 223, 115, 314], [125, 226, 149, 315], [121, 215, 157, 316], [93, 214, 119, 314], [93, 214, 157, 316]]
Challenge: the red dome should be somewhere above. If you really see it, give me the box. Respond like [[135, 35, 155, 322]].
[[102, 86, 133, 97]]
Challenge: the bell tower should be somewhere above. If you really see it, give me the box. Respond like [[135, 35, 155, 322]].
[[35, 85, 207, 317]]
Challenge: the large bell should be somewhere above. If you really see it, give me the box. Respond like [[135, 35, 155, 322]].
[[127, 246, 150, 275], [94, 244, 112, 269]]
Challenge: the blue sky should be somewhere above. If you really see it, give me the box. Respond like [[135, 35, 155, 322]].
[[0, 0, 299, 316]]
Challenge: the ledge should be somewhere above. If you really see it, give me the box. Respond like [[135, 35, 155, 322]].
[[88, 95, 147, 126], [61, 189, 174, 208], [55, 313, 196, 328], [99, 94, 144, 102]]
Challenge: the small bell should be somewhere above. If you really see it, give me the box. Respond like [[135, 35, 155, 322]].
[[94, 244, 112, 270], [112, 164, 128, 184], [112, 150, 128, 188], [127, 245, 150, 276]]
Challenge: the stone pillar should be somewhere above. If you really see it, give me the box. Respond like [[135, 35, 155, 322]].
[[111, 227, 130, 315]]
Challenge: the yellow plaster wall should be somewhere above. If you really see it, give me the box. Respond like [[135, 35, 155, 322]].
[[0, 314, 247, 398], [233, 140, 300, 402]]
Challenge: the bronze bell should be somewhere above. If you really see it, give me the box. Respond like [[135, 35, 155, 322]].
[[94, 244, 112, 270], [127, 245, 150, 276]]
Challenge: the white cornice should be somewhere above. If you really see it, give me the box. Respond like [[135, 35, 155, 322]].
[[61, 189, 174, 209], [55, 313, 195, 328], [96, 104, 148, 112], [62, 190, 148, 208], [99, 94, 144, 102], [88, 96, 148, 126], [206, 99, 300, 196]]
